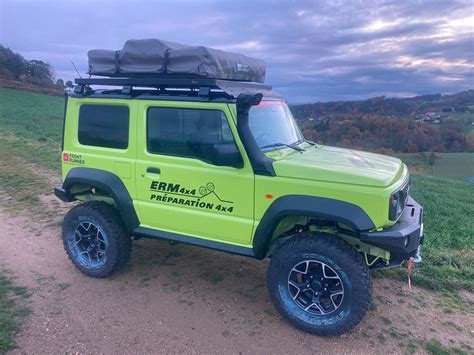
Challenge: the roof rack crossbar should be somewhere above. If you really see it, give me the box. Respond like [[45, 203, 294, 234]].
[[75, 77, 270, 89], [72, 77, 280, 100]]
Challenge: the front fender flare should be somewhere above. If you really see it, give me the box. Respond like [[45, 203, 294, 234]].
[[252, 195, 375, 259]]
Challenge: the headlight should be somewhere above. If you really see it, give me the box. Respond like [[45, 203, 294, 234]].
[[389, 178, 410, 221]]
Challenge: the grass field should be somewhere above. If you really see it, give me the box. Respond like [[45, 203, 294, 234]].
[[0, 87, 64, 171], [384, 174, 474, 294], [0, 270, 31, 352], [0, 87, 473, 349], [434, 153, 474, 180], [446, 112, 474, 134], [447, 112, 474, 123], [397, 152, 474, 180]]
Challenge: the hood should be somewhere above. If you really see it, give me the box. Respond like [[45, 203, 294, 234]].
[[271, 145, 405, 187]]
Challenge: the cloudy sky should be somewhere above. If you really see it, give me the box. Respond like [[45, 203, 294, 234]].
[[1, 0, 473, 103]]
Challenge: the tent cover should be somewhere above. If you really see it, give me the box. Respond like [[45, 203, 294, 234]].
[[88, 39, 266, 83]]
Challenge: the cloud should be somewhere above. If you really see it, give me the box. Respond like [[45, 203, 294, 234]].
[[1, 0, 472, 103]]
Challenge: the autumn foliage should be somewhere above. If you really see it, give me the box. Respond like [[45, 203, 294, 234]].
[[300, 114, 468, 153], [293, 92, 474, 153]]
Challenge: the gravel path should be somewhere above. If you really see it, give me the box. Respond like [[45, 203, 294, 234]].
[[1, 208, 472, 354]]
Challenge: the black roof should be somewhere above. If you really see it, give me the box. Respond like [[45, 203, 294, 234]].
[[73, 77, 282, 101]]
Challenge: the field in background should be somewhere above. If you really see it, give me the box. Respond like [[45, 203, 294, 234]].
[[0, 87, 63, 171], [398, 152, 474, 180], [1, 87, 473, 352]]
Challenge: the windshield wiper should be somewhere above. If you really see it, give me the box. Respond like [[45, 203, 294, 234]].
[[260, 142, 305, 152], [293, 138, 316, 146]]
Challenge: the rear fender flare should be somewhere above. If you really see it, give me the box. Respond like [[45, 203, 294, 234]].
[[62, 167, 139, 233]]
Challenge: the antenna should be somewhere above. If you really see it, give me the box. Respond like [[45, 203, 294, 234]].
[[71, 61, 82, 78]]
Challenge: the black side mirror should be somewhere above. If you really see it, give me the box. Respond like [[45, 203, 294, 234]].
[[213, 143, 243, 168]]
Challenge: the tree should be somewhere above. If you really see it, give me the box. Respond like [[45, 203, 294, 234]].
[[0, 45, 54, 85], [65, 80, 74, 88], [466, 132, 474, 152], [427, 151, 438, 174]]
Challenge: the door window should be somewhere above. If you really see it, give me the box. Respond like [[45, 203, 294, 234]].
[[147, 107, 237, 164]]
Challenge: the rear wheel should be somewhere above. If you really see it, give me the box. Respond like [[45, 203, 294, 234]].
[[267, 233, 372, 336], [62, 201, 132, 278]]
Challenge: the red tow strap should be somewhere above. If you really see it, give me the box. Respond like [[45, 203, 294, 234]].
[[407, 257, 414, 290]]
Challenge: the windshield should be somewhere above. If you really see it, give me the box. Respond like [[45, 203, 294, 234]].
[[249, 101, 304, 150]]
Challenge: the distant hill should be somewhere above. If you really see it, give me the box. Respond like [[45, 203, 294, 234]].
[[291, 90, 474, 121], [291, 91, 474, 154]]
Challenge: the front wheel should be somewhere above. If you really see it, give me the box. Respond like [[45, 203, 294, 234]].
[[267, 233, 372, 336]]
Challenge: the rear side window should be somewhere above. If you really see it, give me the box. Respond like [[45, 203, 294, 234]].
[[78, 105, 129, 149], [147, 107, 235, 162]]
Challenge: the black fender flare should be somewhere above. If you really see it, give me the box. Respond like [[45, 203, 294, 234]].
[[61, 167, 140, 233], [252, 195, 375, 259]]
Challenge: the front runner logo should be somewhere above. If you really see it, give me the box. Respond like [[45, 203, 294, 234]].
[[62, 152, 85, 165]]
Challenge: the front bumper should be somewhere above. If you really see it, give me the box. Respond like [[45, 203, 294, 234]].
[[360, 197, 424, 255]]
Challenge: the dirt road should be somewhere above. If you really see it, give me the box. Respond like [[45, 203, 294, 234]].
[[0, 207, 472, 354]]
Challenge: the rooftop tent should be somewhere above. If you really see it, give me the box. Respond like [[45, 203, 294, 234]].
[[87, 39, 266, 83]]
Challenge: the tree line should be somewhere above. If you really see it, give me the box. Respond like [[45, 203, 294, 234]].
[[0, 45, 73, 93]]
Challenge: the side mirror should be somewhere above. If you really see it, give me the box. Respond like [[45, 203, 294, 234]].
[[213, 143, 243, 168]]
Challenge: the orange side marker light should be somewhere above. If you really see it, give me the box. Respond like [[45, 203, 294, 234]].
[[265, 194, 274, 200]]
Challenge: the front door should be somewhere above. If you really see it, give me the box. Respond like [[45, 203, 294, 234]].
[[135, 101, 255, 246]]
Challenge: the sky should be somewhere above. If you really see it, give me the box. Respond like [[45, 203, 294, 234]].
[[1, 0, 473, 103]]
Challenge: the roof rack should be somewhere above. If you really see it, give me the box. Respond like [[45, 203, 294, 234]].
[[74, 77, 280, 100]]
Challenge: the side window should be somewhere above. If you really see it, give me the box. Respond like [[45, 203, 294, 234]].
[[78, 105, 129, 149], [147, 107, 237, 163]]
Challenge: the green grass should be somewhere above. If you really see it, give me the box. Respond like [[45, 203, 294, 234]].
[[0, 88, 64, 142], [464, 125, 474, 134], [398, 152, 474, 180], [382, 174, 474, 294], [447, 112, 474, 123], [433, 153, 474, 180], [422, 339, 467, 355], [0, 271, 31, 352], [0, 87, 64, 170], [0, 136, 55, 217]]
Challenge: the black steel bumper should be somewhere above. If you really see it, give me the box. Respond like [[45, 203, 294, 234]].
[[360, 197, 424, 255], [54, 186, 75, 202]]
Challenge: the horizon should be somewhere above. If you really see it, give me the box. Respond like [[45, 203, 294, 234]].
[[1, 0, 473, 104], [290, 88, 474, 106]]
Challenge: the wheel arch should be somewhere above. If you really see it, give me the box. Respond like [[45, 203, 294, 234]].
[[252, 195, 375, 259], [59, 167, 140, 233]]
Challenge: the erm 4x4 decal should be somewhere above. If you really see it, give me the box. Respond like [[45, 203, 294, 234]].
[[149, 181, 234, 213]]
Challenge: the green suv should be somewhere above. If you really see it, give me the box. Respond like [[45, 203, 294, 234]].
[[55, 74, 423, 336]]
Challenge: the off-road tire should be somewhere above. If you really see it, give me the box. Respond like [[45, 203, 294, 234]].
[[62, 201, 132, 278], [267, 233, 372, 336]]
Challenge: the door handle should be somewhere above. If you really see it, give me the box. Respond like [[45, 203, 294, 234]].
[[147, 167, 161, 174]]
